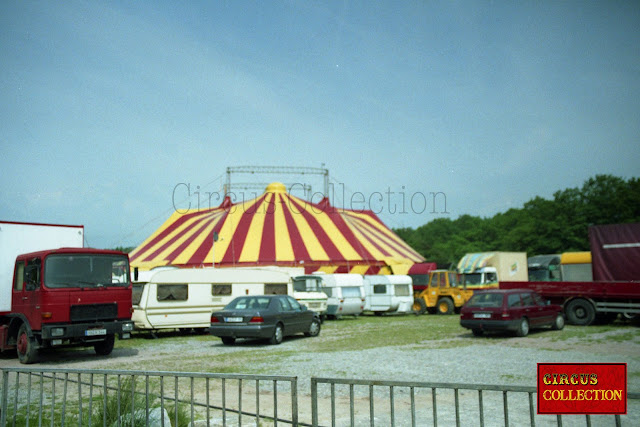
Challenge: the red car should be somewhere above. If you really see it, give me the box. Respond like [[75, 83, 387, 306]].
[[460, 289, 565, 337]]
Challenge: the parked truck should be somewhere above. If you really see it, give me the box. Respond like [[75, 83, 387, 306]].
[[0, 221, 133, 363], [457, 252, 528, 288], [412, 270, 474, 315], [501, 223, 640, 326]]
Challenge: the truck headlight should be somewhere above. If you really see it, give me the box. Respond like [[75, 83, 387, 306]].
[[51, 327, 65, 337], [122, 322, 134, 332]]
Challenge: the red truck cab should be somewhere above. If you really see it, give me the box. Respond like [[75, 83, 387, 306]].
[[0, 247, 134, 363]]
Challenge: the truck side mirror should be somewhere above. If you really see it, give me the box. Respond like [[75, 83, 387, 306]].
[[134, 267, 139, 282]]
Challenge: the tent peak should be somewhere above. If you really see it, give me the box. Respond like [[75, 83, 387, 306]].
[[265, 182, 287, 193]]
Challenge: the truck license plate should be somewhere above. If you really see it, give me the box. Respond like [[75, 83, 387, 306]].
[[474, 313, 491, 319], [85, 329, 107, 336], [225, 317, 243, 323]]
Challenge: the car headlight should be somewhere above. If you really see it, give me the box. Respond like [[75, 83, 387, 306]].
[[122, 322, 134, 332], [51, 327, 65, 337]]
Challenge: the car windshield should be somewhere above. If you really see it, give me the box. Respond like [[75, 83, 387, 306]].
[[44, 254, 130, 288], [226, 297, 271, 310], [466, 293, 504, 308]]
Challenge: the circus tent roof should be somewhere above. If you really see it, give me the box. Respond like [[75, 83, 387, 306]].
[[129, 182, 425, 274]]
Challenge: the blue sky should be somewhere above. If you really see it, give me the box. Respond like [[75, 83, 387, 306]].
[[1, 1, 639, 249]]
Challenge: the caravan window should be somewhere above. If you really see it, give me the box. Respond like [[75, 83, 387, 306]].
[[157, 284, 188, 301], [265, 283, 288, 295], [373, 284, 387, 294], [212, 284, 232, 296], [342, 286, 362, 298], [394, 284, 411, 296]]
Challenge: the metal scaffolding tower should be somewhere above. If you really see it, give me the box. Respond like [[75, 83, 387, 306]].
[[224, 165, 329, 198]]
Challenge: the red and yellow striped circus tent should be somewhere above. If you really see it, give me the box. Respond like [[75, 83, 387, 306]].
[[129, 182, 425, 275]]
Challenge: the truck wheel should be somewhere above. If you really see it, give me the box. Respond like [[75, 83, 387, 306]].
[[270, 323, 284, 345], [437, 298, 454, 315], [304, 318, 321, 337], [94, 334, 115, 356], [412, 298, 427, 315], [551, 314, 565, 330], [566, 299, 596, 326], [221, 337, 236, 345], [17, 324, 38, 364], [516, 318, 530, 337]]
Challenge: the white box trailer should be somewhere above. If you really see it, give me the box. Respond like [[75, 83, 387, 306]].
[[0, 221, 84, 312], [363, 275, 414, 315], [131, 267, 293, 332], [313, 273, 365, 318]]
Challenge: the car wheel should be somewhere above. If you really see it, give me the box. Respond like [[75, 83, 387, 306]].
[[412, 298, 427, 315], [516, 318, 529, 337], [437, 298, 454, 315], [221, 337, 235, 345], [551, 314, 565, 330], [17, 324, 38, 364], [94, 334, 115, 356], [304, 318, 321, 337], [472, 329, 483, 337], [270, 323, 284, 345], [566, 299, 596, 326]]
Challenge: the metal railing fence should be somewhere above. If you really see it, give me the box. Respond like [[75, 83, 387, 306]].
[[311, 377, 640, 427], [2, 368, 639, 426], [1, 367, 298, 426]]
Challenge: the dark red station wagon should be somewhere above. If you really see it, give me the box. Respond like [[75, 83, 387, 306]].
[[460, 289, 565, 337]]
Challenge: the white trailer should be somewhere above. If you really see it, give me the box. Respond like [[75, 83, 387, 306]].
[[131, 267, 293, 332], [0, 221, 84, 312], [363, 275, 414, 315], [313, 273, 365, 318]]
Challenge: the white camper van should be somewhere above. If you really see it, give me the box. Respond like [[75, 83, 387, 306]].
[[251, 267, 328, 318], [363, 275, 414, 315], [314, 273, 365, 319], [131, 268, 292, 332], [292, 275, 329, 320]]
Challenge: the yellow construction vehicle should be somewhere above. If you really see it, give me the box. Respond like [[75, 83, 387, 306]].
[[412, 270, 474, 315]]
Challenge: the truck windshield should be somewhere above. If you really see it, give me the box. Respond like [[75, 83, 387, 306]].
[[293, 277, 321, 292], [463, 273, 483, 285], [44, 254, 130, 288]]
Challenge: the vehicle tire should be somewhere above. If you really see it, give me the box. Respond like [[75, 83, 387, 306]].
[[516, 318, 530, 337], [412, 298, 427, 315], [565, 299, 596, 326], [270, 323, 284, 345], [17, 324, 38, 364], [94, 334, 115, 356], [437, 298, 454, 315], [472, 329, 484, 337], [221, 337, 235, 345], [551, 314, 565, 330], [304, 318, 321, 337]]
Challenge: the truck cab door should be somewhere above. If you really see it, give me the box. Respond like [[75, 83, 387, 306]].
[[12, 259, 42, 330]]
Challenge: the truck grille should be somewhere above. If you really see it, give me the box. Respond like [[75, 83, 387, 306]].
[[70, 303, 118, 322]]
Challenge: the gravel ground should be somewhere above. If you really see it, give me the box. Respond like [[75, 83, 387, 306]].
[[1, 322, 639, 426]]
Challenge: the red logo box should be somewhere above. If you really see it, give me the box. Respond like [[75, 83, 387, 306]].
[[537, 363, 627, 414]]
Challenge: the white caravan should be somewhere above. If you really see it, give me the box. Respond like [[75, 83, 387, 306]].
[[363, 275, 414, 315], [313, 273, 365, 318], [131, 267, 292, 332]]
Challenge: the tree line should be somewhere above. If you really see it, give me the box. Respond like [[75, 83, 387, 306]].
[[394, 175, 640, 268]]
